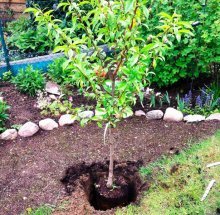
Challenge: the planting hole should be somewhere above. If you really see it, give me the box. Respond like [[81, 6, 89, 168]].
[[61, 161, 146, 211], [89, 174, 138, 210]]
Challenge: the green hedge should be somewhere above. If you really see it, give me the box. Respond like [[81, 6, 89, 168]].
[[144, 0, 220, 87]]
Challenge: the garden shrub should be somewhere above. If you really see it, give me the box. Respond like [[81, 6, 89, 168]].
[[12, 65, 45, 96], [8, 24, 55, 54], [0, 100, 10, 131], [143, 0, 220, 87], [1, 71, 12, 82], [47, 57, 73, 85], [6, 16, 31, 34]]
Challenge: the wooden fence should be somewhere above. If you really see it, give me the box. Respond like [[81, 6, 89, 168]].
[[0, 0, 26, 20]]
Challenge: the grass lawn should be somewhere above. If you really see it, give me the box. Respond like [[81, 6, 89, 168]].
[[117, 131, 220, 215]]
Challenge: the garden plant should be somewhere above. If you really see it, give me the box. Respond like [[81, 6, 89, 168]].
[[12, 65, 45, 97], [4, 0, 219, 89], [0, 100, 10, 132], [26, 0, 193, 190]]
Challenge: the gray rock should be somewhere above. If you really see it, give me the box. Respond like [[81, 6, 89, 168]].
[[146, 110, 163, 120], [39, 118, 58, 131], [206, 113, 220, 121], [78, 111, 94, 119], [184, 114, 205, 123], [45, 81, 61, 95], [163, 107, 183, 122], [59, 114, 75, 126], [0, 129, 18, 140], [18, 122, 39, 137], [135, 110, 146, 116], [49, 94, 57, 100]]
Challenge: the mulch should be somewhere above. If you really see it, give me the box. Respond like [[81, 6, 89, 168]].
[[0, 83, 220, 215]]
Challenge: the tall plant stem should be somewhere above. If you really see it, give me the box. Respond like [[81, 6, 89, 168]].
[[107, 127, 114, 188]]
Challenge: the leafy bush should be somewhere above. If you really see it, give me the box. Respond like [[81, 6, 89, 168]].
[[144, 0, 220, 87], [6, 16, 31, 34], [47, 57, 72, 85], [12, 65, 45, 96], [0, 100, 10, 131], [8, 25, 55, 53]]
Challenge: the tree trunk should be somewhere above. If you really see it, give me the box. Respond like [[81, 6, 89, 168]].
[[106, 128, 114, 188]]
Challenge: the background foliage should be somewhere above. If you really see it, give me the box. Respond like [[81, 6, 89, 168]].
[[145, 0, 220, 87], [4, 0, 220, 88]]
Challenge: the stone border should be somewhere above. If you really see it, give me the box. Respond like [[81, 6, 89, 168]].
[[1, 108, 219, 141], [0, 110, 94, 141]]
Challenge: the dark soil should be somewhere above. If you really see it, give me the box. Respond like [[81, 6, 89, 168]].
[[0, 83, 220, 215], [61, 161, 145, 211], [0, 83, 95, 126], [0, 83, 44, 126], [0, 119, 219, 215]]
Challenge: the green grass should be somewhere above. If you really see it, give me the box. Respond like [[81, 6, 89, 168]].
[[117, 131, 220, 215]]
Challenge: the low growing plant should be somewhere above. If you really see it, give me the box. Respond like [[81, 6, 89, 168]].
[[177, 87, 220, 116], [12, 65, 45, 96], [0, 100, 10, 131], [28, 0, 192, 188], [40, 99, 74, 116], [47, 57, 73, 85], [36, 91, 91, 117], [11, 124, 22, 130], [1, 71, 13, 82]]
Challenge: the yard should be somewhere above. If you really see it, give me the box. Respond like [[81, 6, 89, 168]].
[[0, 0, 219, 214]]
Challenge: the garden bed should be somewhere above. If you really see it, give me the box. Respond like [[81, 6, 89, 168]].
[[0, 0, 219, 214], [0, 111, 219, 214], [0, 81, 220, 215]]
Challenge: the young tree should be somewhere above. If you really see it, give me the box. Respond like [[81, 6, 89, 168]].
[[27, 0, 193, 188]]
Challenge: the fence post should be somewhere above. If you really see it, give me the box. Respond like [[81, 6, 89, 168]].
[[0, 20, 11, 72]]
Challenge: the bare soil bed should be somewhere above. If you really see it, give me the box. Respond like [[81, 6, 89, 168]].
[[0, 83, 220, 215]]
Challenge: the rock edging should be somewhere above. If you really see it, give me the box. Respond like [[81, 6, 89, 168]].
[[1, 108, 219, 141]]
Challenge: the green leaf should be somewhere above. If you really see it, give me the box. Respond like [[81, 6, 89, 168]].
[[124, 0, 135, 14], [141, 43, 155, 53], [130, 53, 139, 66], [24, 8, 39, 14], [53, 46, 65, 53], [158, 12, 172, 20]]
